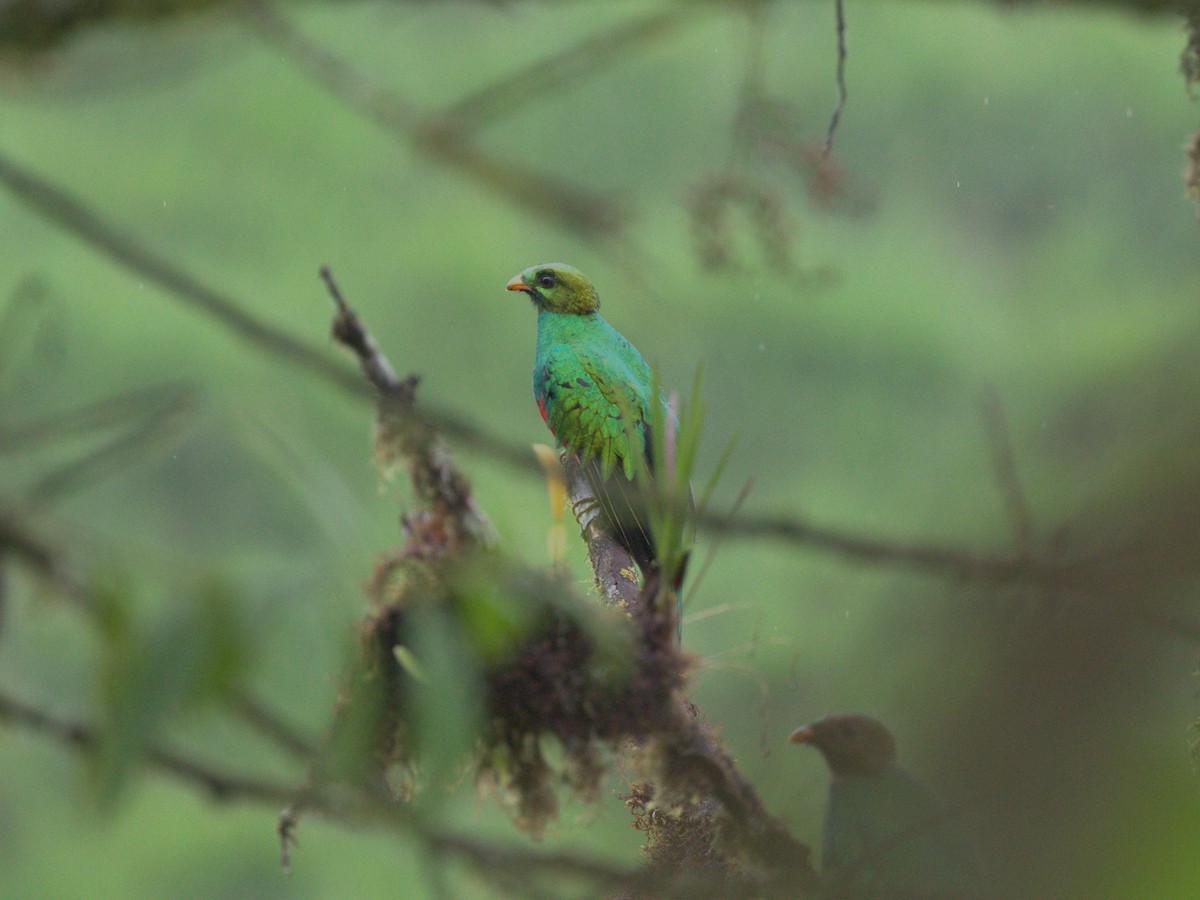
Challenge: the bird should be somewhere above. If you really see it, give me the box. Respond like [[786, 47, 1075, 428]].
[[789, 713, 983, 899], [505, 263, 666, 575]]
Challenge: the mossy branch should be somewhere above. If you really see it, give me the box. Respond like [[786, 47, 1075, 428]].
[[561, 451, 643, 613]]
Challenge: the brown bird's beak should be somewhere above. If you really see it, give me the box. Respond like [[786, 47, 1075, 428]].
[[788, 725, 816, 745], [506, 275, 531, 293]]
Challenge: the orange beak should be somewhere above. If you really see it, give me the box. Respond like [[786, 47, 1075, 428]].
[[788, 725, 816, 745], [506, 275, 531, 293]]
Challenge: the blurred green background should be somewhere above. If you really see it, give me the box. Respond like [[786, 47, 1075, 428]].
[[3, 1, 1199, 897]]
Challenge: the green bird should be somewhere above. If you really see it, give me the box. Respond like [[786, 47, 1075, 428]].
[[506, 263, 665, 574], [790, 714, 984, 900]]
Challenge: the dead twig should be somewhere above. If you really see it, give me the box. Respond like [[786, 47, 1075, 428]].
[[444, 6, 701, 130], [322, 267, 492, 545], [0, 149, 534, 471], [229, 690, 318, 762], [0, 688, 300, 806], [980, 387, 1035, 556], [242, 2, 624, 241], [0, 151, 363, 397], [823, 0, 848, 157]]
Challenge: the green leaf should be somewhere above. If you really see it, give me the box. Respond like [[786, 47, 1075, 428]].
[[407, 605, 483, 808]]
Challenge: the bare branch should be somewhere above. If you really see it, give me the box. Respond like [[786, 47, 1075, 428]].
[[0, 688, 300, 806], [0, 150, 365, 398], [444, 6, 700, 130], [229, 690, 318, 762], [822, 0, 848, 157], [242, 1, 624, 241], [323, 267, 492, 546], [0, 149, 536, 472], [322, 266, 401, 394], [980, 387, 1035, 556], [560, 452, 642, 613]]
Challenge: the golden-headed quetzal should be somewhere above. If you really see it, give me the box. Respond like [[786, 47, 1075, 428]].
[[790, 713, 984, 899], [506, 263, 666, 575]]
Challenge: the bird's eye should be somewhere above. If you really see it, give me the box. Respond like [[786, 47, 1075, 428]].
[[538, 272, 556, 288]]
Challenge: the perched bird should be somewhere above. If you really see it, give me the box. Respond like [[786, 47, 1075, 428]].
[[506, 263, 665, 573], [790, 714, 983, 899]]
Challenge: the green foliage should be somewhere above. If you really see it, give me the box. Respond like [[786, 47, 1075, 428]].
[[93, 577, 248, 804], [642, 366, 704, 588], [1, 2, 1199, 897], [404, 604, 483, 809]]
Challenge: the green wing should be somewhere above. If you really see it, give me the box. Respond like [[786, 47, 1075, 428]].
[[538, 343, 650, 480], [825, 773, 983, 898]]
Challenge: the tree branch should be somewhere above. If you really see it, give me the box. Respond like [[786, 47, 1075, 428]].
[[0, 688, 300, 806], [980, 387, 1035, 556], [0, 150, 363, 397], [822, 0, 848, 157], [322, 267, 492, 545], [443, 6, 701, 130], [241, 1, 624, 241], [560, 453, 642, 613], [228, 691, 319, 762], [0, 149, 535, 471]]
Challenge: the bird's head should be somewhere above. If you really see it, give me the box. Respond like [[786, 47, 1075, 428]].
[[506, 263, 600, 315], [789, 713, 898, 778]]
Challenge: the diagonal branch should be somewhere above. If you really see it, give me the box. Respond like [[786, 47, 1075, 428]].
[[242, 1, 624, 241], [698, 507, 1070, 585], [0, 688, 300, 806], [0, 149, 535, 471], [822, 0, 848, 156], [444, 6, 701, 130], [0, 150, 364, 396], [0, 383, 195, 455], [980, 387, 1035, 556], [323, 266, 493, 545]]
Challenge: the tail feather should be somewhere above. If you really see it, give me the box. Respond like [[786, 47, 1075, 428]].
[[580, 456, 656, 572]]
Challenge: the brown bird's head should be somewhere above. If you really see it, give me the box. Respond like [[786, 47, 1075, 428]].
[[506, 263, 600, 315], [789, 713, 898, 778]]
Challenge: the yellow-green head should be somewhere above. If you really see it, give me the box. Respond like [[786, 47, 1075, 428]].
[[505, 263, 600, 315]]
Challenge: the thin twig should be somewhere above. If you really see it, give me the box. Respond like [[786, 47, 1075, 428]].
[[322, 267, 492, 544], [0, 383, 195, 455], [242, 1, 624, 240], [822, 0, 848, 157], [0, 150, 364, 397], [229, 690, 318, 762], [21, 389, 197, 507], [445, 6, 699, 129], [0, 688, 300, 806], [321, 267, 402, 395], [0, 149, 536, 471], [980, 388, 1035, 556]]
